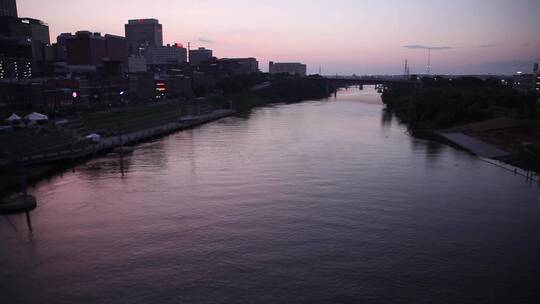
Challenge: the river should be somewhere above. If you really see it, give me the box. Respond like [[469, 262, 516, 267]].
[[1, 86, 539, 303]]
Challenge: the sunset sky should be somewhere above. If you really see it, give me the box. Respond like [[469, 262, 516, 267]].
[[18, 0, 540, 75]]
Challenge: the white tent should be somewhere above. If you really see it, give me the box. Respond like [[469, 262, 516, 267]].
[[86, 133, 101, 143], [6, 113, 22, 122], [25, 112, 49, 122]]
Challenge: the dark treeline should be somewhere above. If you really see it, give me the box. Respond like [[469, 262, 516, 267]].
[[382, 76, 538, 129], [211, 74, 334, 110]]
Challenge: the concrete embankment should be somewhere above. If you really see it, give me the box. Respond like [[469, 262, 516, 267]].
[[437, 132, 511, 159], [21, 109, 235, 165], [0, 109, 235, 195]]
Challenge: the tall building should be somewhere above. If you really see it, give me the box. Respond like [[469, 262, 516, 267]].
[[0, 16, 50, 62], [0, 14, 49, 78], [189, 47, 213, 65], [105, 34, 128, 63], [125, 19, 163, 54], [0, 0, 17, 17], [65, 31, 128, 66], [269, 61, 307, 76], [145, 43, 187, 65], [66, 31, 107, 66], [0, 36, 32, 79], [53, 33, 74, 61]]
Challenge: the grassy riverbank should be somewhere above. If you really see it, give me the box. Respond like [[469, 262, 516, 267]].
[[382, 76, 540, 171], [382, 77, 537, 129]]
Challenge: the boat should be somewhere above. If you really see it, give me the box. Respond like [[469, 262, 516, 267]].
[[0, 194, 37, 214]]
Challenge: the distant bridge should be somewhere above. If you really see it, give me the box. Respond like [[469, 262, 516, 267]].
[[324, 76, 412, 86]]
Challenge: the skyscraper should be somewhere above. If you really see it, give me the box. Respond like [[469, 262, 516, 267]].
[[125, 19, 163, 55], [0, 0, 17, 17]]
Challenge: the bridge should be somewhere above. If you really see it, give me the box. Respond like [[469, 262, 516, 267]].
[[324, 76, 413, 86]]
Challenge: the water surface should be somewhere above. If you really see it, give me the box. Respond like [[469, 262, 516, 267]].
[[1, 86, 539, 304]]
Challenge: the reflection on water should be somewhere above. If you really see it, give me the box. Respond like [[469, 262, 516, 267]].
[[1, 86, 540, 304]]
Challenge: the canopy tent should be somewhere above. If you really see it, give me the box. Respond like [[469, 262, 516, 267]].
[[25, 112, 49, 121], [5, 113, 22, 122], [86, 133, 101, 143]]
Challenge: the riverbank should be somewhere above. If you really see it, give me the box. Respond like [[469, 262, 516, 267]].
[[382, 77, 540, 172], [1, 75, 334, 197], [211, 74, 336, 110], [0, 109, 235, 196]]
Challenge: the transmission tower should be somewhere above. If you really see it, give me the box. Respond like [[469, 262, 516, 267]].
[[404, 59, 410, 78]]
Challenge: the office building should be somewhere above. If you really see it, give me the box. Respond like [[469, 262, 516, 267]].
[[0, 14, 48, 78], [125, 19, 163, 54], [0, 16, 50, 62], [224, 58, 259, 73], [53, 33, 74, 61], [269, 62, 307, 76], [189, 47, 213, 65], [104, 34, 128, 63], [145, 44, 187, 65], [127, 55, 147, 73], [0, 36, 32, 79], [0, 0, 17, 17], [65, 32, 128, 66], [199, 58, 259, 76], [66, 31, 107, 66]]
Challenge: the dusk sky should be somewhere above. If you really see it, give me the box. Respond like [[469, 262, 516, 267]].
[[19, 0, 540, 75]]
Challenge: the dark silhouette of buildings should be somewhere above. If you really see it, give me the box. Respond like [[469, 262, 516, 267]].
[[223, 58, 259, 74], [0, 0, 17, 17], [0, 36, 32, 79], [105, 34, 129, 63], [66, 31, 107, 66], [0, 16, 50, 60], [0, 15, 50, 78], [0, 6, 264, 105], [189, 47, 213, 65], [65, 31, 128, 66], [53, 33, 74, 62], [145, 43, 187, 65], [269, 61, 307, 76], [199, 58, 259, 76], [125, 19, 163, 55]]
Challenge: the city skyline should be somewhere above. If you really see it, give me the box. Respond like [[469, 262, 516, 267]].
[[17, 0, 540, 75]]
